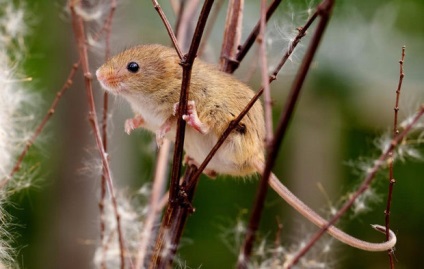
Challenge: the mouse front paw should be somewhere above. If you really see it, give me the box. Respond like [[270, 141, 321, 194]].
[[125, 114, 145, 135], [174, 100, 209, 134]]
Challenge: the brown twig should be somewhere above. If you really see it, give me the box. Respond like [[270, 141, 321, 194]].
[[134, 140, 171, 268], [135, 1, 194, 266], [228, 0, 283, 74], [151, 0, 183, 59], [68, 1, 126, 268], [169, 0, 215, 202], [149, 165, 200, 269], [150, 1, 215, 268], [258, 0, 273, 147], [99, 1, 117, 269], [385, 45, 405, 269], [0, 62, 80, 188], [220, 0, 244, 72], [237, 1, 334, 267]]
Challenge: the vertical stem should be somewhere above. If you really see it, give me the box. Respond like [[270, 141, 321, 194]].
[[169, 0, 215, 202], [135, 140, 171, 268], [149, 165, 200, 269], [220, 0, 244, 72], [258, 0, 273, 146], [99, 1, 117, 268], [229, 0, 283, 74], [151, 1, 215, 268], [68, 1, 126, 268], [385, 45, 405, 269]]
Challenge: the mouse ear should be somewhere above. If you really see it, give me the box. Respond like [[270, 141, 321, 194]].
[[127, 62, 140, 73]]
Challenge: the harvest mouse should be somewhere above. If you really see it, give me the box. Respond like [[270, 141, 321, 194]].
[[96, 44, 396, 251]]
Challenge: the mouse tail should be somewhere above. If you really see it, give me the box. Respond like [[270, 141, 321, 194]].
[[253, 160, 396, 252]]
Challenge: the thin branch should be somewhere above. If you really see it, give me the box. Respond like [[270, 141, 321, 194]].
[[150, 1, 215, 268], [0, 62, 79, 188], [385, 45, 406, 269], [169, 0, 215, 202], [220, 0, 244, 72], [228, 0, 283, 74], [99, 1, 117, 269], [151, 0, 183, 59], [134, 140, 171, 268], [149, 165, 200, 269], [258, 0, 273, 146], [68, 1, 126, 268]]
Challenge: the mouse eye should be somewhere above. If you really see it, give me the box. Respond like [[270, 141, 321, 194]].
[[127, 62, 140, 73]]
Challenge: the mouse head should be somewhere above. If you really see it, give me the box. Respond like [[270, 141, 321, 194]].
[[96, 44, 179, 95]]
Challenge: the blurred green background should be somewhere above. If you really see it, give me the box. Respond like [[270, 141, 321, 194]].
[[8, 0, 424, 268]]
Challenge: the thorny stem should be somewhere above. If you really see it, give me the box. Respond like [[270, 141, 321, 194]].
[[0, 62, 79, 188], [68, 1, 126, 268], [220, 0, 244, 72], [228, 0, 283, 74], [385, 45, 406, 269], [238, 1, 334, 267], [152, 0, 183, 59]]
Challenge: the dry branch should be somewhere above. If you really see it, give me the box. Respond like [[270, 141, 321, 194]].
[[150, 1, 215, 268], [68, 1, 125, 268], [220, 0, 244, 72], [385, 45, 406, 269]]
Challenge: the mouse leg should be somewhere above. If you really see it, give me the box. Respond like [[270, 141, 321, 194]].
[[184, 155, 217, 178], [174, 100, 209, 134], [155, 117, 173, 147], [125, 114, 145, 134]]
